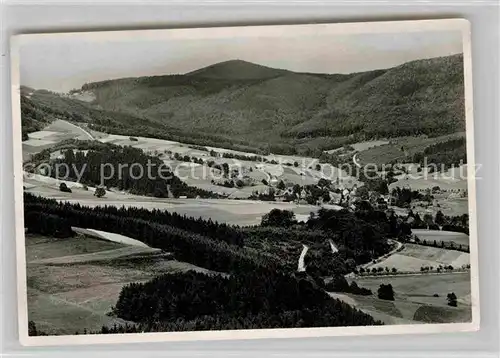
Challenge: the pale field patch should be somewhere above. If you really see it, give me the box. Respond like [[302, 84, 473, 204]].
[[389, 177, 467, 192], [25, 234, 125, 262]]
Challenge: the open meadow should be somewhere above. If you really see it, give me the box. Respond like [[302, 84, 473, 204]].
[[26, 231, 219, 335], [18, 29, 475, 339]]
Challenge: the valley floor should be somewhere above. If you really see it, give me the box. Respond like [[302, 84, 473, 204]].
[[24, 175, 319, 226]]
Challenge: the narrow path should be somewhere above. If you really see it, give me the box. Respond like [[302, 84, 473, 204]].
[[30, 246, 161, 265]]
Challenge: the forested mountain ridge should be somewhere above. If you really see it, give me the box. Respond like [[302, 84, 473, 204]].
[[81, 55, 464, 139], [22, 54, 465, 155]]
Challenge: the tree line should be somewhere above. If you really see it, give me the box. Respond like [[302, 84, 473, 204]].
[[110, 269, 382, 332]]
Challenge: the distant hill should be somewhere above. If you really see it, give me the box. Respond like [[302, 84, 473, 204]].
[[186, 59, 290, 79], [21, 54, 465, 155]]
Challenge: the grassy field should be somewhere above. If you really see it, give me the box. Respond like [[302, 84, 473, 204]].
[[330, 272, 472, 325], [26, 232, 218, 334], [25, 234, 124, 262], [389, 194, 469, 218], [23, 121, 361, 198], [365, 243, 470, 272], [412, 229, 470, 247]]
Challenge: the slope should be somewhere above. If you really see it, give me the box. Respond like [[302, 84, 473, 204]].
[[22, 54, 466, 156]]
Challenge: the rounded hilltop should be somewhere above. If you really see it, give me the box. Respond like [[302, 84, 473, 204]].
[[186, 59, 291, 80]]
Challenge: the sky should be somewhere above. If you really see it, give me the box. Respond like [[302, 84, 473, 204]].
[[18, 26, 463, 93]]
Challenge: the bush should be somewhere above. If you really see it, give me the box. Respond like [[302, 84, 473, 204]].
[[59, 182, 72, 193], [377, 284, 395, 301]]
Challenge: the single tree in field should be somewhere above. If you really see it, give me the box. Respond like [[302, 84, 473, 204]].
[[261, 209, 296, 227], [377, 284, 395, 301], [277, 180, 286, 190], [94, 187, 106, 198], [447, 292, 458, 307]]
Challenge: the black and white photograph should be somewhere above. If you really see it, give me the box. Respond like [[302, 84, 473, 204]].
[[11, 19, 479, 345]]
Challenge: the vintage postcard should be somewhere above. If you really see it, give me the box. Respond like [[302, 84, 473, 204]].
[[10, 19, 479, 346]]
